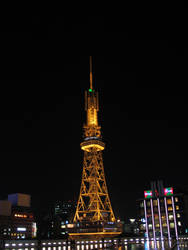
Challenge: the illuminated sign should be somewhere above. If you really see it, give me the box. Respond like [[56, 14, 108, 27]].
[[164, 187, 173, 196], [15, 214, 27, 218], [17, 227, 26, 232], [32, 222, 37, 238], [144, 190, 153, 199]]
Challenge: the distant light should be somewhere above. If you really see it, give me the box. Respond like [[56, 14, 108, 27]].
[[89, 88, 93, 92]]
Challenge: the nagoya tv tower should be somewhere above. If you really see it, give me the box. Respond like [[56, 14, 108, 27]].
[[69, 56, 122, 239]]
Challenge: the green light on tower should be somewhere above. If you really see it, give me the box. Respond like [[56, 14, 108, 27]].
[[89, 88, 93, 92]]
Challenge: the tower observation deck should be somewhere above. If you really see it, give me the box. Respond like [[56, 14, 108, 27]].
[[69, 56, 122, 240]]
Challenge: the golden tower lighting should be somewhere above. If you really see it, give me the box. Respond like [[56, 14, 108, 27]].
[[69, 57, 122, 239]]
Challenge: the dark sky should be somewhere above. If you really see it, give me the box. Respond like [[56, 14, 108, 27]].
[[0, 15, 187, 220]]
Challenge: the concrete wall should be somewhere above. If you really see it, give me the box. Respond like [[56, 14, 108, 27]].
[[8, 193, 31, 207], [0, 200, 11, 216]]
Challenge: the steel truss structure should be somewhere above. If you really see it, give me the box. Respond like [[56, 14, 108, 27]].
[[73, 57, 115, 224]]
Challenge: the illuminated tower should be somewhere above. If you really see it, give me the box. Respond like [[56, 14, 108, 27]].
[[73, 56, 115, 223]]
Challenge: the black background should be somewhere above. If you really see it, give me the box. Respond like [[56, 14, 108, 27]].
[[0, 14, 187, 220]]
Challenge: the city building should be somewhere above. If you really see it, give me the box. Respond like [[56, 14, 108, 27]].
[[0, 193, 36, 240], [52, 200, 76, 238], [122, 218, 140, 236], [137, 181, 188, 240], [54, 200, 76, 218], [39, 200, 76, 239]]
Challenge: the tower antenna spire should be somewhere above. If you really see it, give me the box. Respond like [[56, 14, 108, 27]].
[[90, 56, 93, 90]]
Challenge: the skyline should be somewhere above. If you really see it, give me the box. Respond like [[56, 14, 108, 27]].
[[0, 16, 187, 220]]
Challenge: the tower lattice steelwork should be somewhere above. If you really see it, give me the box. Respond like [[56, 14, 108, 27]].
[[73, 57, 115, 223]]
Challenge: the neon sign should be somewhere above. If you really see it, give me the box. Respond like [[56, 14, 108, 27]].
[[164, 187, 173, 196], [144, 190, 153, 199]]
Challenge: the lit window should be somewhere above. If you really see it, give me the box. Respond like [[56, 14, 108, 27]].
[[148, 224, 152, 229], [147, 209, 151, 214], [168, 206, 173, 211], [175, 197, 178, 202], [147, 201, 150, 206], [178, 221, 181, 226], [177, 213, 181, 218], [170, 222, 174, 228], [153, 200, 158, 206], [176, 206, 179, 210], [169, 215, 174, 221], [140, 202, 144, 208], [167, 199, 172, 205]]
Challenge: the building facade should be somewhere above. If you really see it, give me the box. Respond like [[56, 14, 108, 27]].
[[137, 181, 188, 240], [0, 193, 36, 240], [39, 200, 76, 239]]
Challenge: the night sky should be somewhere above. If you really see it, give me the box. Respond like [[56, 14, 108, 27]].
[[0, 15, 187, 220]]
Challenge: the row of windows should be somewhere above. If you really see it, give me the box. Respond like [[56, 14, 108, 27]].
[[147, 213, 181, 220], [140, 197, 179, 207], [143, 207, 180, 216], [147, 220, 182, 229], [142, 205, 180, 213]]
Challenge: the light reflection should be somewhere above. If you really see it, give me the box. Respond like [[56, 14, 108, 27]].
[[10, 239, 188, 250], [144, 240, 150, 250], [161, 240, 165, 250]]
